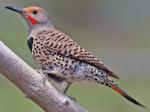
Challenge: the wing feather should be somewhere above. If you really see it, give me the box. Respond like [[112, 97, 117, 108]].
[[42, 28, 119, 79]]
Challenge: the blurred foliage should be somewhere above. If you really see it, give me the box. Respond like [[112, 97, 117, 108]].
[[0, 0, 149, 112]]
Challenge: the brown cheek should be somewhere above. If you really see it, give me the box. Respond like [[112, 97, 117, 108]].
[[27, 16, 38, 25]]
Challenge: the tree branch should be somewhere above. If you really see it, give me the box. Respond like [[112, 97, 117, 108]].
[[0, 41, 89, 112]]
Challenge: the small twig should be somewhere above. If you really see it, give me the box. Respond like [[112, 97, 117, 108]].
[[0, 41, 89, 112]]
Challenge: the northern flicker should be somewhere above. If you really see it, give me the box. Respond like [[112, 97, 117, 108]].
[[5, 6, 145, 108]]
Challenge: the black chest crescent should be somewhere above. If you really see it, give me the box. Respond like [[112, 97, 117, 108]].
[[27, 37, 33, 52]]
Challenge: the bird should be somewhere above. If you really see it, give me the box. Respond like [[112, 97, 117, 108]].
[[5, 6, 145, 108]]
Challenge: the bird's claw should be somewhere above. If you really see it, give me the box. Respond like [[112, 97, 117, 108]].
[[68, 96, 76, 102]]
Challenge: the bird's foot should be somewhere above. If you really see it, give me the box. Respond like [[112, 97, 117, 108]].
[[62, 83, 76, 101], [68, 96, 76, 102]]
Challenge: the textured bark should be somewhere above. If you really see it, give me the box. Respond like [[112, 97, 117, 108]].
[[0, 41, 89, 112]]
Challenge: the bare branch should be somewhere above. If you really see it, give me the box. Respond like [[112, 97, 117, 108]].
[[0, 41, 89, 112]]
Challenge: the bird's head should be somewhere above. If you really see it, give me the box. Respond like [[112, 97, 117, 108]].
[[5, 6, 51, 27]]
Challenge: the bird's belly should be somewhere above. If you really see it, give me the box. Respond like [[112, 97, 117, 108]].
[[32, 49, 85, 82]]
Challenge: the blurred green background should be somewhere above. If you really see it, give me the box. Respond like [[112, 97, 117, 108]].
[[0, 0, 150, 112]]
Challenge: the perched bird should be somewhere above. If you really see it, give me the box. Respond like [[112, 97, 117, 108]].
[[5, 6, 145, 108]]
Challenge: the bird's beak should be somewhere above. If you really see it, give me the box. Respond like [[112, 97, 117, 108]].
[[5, 6, 25, 15]]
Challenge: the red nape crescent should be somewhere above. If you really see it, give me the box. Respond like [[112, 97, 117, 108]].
[[27, 16, 38, 25]]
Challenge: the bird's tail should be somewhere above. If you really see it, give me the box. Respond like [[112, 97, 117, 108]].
[[111, 83, 146, 108], [81, 63, 145, 108]]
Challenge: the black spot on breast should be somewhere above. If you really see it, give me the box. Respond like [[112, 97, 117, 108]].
[[27, 37, 33, 52]]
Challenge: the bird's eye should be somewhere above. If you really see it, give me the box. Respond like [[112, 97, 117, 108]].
[[33, 10, 38, 15]]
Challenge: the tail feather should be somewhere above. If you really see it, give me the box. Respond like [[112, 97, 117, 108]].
[[111, 84, 146, 109], [105, 69, 120, 79]]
